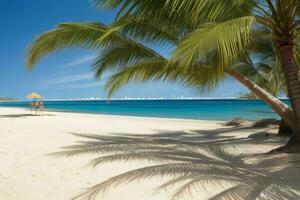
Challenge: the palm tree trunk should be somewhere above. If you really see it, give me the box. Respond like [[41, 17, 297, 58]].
[[227, 69, 295, 128], [276, 45, 300, 150], [278, 119, 293, 136]]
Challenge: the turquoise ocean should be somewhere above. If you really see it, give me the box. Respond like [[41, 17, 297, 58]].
[[0, 99, 290, 121]]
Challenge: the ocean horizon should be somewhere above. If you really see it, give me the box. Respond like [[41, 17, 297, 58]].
[[0, 99, 289, 121]]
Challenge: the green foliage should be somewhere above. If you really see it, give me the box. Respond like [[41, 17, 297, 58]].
[[83, 18, 225, 96], [104, 61, 224, 97], [93, 0, 256, 25], [172, 16, 255, 71], [89, 0, 300, 95], [107, 15, 180, 46], [27, 23, 107, 69], [26, 13, 227, 96], [92, 34, 165, 79], [236, 35, 287, 98], [27, 0, 300, 98], [91, 0, 258, 72]]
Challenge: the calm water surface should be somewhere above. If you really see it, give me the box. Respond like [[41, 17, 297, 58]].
[[0, 99, 289, 121]]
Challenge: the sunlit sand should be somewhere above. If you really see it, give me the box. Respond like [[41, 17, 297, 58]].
[[0, 107, 299, 200]]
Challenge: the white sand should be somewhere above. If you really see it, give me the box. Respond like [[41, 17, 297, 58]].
[[0, 107, 299, 200]]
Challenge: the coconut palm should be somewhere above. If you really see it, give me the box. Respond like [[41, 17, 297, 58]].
[[27, 0, 300, 151], [238, 36, 288, 98], [237, 39, 294, 135], [89, 0, 300, 152], [26, 14, 293, 144], [53, 130, 300, 200], [90, 19, 293, 137], [239, 61, 285, 99], [239, 55, 295, 135], [25, 2, 300, 198], [239, 37, 300, 99]]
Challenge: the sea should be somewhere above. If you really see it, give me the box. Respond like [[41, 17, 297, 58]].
[[0, 99, 290, 121]]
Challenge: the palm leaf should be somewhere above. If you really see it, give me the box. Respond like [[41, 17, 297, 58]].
[[92, 0, 256, 26], [91, 24, 166, 78], [172, 16, 255, 71], [26, 23, 108, 68], [101, 15, 180, 46], [104, 60, 225, 97]]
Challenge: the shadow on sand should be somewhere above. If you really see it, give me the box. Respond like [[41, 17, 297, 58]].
[[0, 114, 55, 118], [0, 114, 37, 118], [53, 126, 300, 200]]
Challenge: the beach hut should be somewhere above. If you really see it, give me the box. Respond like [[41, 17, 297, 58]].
[[26, 92, 43, 115]]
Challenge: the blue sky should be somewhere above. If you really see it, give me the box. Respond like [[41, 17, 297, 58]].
[[0, 0, 248, 99]]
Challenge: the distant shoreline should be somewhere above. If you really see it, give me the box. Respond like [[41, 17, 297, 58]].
[[0, 99, 283, 121], [0, 98, 290, 102], [0, 97, 16, 101]]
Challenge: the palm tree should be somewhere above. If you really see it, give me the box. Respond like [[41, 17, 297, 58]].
[[87, 0, 300, 152], [91, 19, 293, 137], [28, 0, 300, 151], [29, 17, 289, 148], [237, 38, 293, 135], [240, 35, 300, 100], [238, 34, 300, 99], [240, 59, 294, 136], [239, 61, 285, 99]]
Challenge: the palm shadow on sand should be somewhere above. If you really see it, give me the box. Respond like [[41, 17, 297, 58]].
[[53, 126, 300, 200], [0, 114, 37, 118], [0, 114, 55, 118]]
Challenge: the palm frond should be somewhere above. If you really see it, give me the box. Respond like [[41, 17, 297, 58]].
[[92, 0, 256, 26], [172, 16, 255, 71], [92, 35, 165, 78], [26, 23, 107, 69], [103, 15, 180, 46], [162, 0, 255, 24], [104, 60, 225, 97]]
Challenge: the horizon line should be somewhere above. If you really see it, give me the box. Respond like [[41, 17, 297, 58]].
[[3, 96, 289, 102]]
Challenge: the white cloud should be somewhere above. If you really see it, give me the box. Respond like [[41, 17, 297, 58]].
[[39, 54, 112, 90], [43, 72, 94, 86], [64, 81, 105, 89], [62, 55, 96, 68], [40, 71, 110, 90]]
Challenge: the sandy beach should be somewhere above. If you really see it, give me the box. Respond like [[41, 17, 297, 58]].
[[1, 107, 300, 200]]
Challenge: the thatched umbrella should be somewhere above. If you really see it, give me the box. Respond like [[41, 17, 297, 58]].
[[27, 92, 43, 115], [26, 92, 43, 100]]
